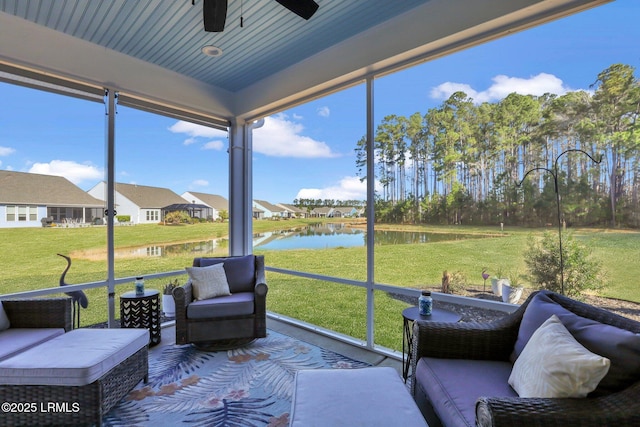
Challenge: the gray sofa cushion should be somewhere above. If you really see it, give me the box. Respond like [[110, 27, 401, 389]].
[[415, 357, 517, 427], [0, 328, 65, 362], [0, 328, 149, 386], [187, 292, 254, 319], [513, 292, 640, 394], [196, 255, 256, 293]]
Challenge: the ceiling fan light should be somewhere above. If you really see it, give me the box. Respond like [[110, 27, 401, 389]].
[[202, 45, 223, 57]]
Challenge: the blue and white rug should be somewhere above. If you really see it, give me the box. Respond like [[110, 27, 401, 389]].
[[104, 330, 370, 426]]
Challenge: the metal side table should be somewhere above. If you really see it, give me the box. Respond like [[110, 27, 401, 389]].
[[120, 289, 161, 346], [402, 306, 461, 382]]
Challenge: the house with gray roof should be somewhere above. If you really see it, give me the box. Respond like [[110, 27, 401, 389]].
[[253, 200, 286, 219], [0, 170, 104, 228], [88, 182, 186, 224], [182, 191, 229, 221], [277, 203, 307, 219]]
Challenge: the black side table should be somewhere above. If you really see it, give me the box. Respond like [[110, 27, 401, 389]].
[[120, 289, 161, 346], [402, 306, 461, 382]]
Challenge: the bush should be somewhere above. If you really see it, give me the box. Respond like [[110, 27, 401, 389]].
[[116, 215, 130, 222], [164, 211, 192, 224], [524, 231, 604, 298]]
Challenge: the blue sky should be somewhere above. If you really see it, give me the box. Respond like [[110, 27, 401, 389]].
[[1, 0, 639, 204]]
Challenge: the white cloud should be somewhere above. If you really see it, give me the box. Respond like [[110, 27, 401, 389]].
[[28, 160, 103, 185], [203, 140, 224, 150], [431, 73, 572, 103], [0, 146, 16, 156], [253, 114, 338, 158], [316, 106, 330, 117], [191, 179, 209, 187], [296, 176, 379, 201], [293, 113, 303, 120], [168, 121, 227, 146]]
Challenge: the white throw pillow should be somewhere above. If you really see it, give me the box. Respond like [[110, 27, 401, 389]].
[[185, 263, 231, 301], [509, 314, 610, 398], [0, 301, 10, 331]]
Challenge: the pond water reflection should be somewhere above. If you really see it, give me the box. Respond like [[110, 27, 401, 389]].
[[112, 223, 483, 258]]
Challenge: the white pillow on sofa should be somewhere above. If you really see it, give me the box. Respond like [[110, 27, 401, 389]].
[[509, 314, 610, 398], [185, 263, 231, 301], [0, 301, 10, 331]]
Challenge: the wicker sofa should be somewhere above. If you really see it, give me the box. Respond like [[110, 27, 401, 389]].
[[0, 298, 72, 361], [410, 290, 640, 427]]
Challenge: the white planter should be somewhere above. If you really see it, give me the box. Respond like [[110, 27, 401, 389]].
[[162, 294, 175, 317], [491, 278, 508, 297], [501, 283, 523, 304]]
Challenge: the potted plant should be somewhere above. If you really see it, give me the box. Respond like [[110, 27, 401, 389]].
[[162, 279, 179, 317], [491, 266, 507, 297], [502, 269, 524, 304]]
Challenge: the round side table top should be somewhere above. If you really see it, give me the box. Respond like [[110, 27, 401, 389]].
[[402, 306, 462, 323], [121, 289, 159, 299]]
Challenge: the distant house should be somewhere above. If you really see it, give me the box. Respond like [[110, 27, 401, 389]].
[[277, 203, 307, 218], [253, 200, 286, 219], [330, 207, 359, 218], [310, 207, 332, 218], [182, 192, 229, 221], [88, 182, 186, 224], [0, 170, 104, 228]]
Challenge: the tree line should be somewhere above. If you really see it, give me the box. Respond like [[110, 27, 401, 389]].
[[354, 63, 640, 228]]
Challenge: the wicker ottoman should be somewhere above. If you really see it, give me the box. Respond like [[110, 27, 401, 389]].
[[0, 328, 149, 427], [290, 367, 428, 427]]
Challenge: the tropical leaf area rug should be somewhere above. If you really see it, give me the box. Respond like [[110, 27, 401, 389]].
[[104, 330, 370, 427]]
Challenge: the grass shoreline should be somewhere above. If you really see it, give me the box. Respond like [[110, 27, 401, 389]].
[[1, 220, 638, 350]]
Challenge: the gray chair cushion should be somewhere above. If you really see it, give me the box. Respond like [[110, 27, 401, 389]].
[[187, 292, 254, 319], [415, 357, 516, 427], [196, 255, 256, 293], [513, 292, 640, 394]]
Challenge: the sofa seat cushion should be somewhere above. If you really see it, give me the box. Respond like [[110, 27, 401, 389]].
[[0, 328, 149, 386], [0, 328, 65, 362], [415, 357, 517, 427], [187, 292, 254, 319]]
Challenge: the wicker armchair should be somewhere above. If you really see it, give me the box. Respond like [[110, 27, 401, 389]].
[[1, 297, 72, 331], [410, 290, 640, 427], [173, 255, 267, 347]]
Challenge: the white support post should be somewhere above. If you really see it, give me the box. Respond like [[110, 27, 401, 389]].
[[228, 119, 252, 256], [105, 89, 117, 328], [366, 77, 375, 348]]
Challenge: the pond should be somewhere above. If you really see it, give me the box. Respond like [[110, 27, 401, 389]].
[[112, 223, 484, 258]]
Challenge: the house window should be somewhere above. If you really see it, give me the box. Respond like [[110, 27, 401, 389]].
[[146, 210, 159, 221], [17, 206, 27, 221], [5, 205, 38, 222], [6, 206, 15, 221]]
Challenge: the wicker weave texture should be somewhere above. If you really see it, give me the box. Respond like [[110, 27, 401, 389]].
[[0, 346, 148, 427], [2, 298, 72, 331]]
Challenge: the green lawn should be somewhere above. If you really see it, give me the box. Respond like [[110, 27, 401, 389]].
[[1, 220, 639, 351]]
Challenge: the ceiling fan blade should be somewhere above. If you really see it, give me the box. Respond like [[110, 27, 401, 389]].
[[203, 0, 227, 32], [275, 0, 319, 20]]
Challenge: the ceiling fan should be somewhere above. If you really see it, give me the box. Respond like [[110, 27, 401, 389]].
[[202, 0, 319, 32]]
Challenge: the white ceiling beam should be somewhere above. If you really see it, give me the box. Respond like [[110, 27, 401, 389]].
[[0, 11, 235, 121], [234, 0, 610, 120]]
